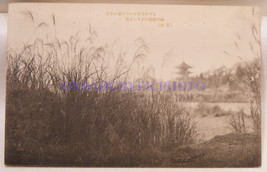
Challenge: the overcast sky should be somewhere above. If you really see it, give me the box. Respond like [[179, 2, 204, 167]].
[[8, 3, 261, 81]]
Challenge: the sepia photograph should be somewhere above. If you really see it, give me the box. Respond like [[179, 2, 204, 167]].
[[4, 3, 261, 167]]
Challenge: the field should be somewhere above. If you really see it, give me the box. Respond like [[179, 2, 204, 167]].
[[188, 102, 253, 141], [5, 8, 261, 167]]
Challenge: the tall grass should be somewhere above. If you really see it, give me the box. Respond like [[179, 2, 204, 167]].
[[5, 13, 196, 166], [228, 110, 247, 133], [237, 58, 261, 134], [227, 8, 261, 134]]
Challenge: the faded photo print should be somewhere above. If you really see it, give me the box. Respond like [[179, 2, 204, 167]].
[[5, 3, 261, 167]]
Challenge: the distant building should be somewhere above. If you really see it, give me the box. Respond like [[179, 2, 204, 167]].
[[175, 62, 192, 80]]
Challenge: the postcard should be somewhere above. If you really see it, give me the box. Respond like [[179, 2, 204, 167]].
[[5, 3, 261, 167]]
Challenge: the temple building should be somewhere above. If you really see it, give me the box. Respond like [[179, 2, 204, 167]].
[[175, 62, 192, 80]]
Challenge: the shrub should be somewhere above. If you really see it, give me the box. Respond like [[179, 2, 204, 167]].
[[5, 28, 197, 166]]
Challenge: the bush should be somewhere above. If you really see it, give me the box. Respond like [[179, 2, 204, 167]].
[[5, 31, 197, 166]]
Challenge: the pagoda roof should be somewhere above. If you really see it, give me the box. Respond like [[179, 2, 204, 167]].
[[175, 62, 192, 69]]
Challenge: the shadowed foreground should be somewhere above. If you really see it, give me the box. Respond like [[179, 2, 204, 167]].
[[168, 133, 261, 167]]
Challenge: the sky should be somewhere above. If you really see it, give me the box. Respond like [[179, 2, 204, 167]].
[[7, 3, 261, 81]]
